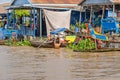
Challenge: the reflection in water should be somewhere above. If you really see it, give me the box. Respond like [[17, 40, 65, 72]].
[[0, 46, 120, 80]]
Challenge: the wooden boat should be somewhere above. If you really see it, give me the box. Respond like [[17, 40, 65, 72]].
[[0, 40, 6, 45], [74, 40, 120, 52], [30, 40, 54, 48], [30, 40, 67, 48]]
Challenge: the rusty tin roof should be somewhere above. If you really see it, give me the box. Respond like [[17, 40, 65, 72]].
[[30, 0, 83, 4], [0, 3, 10, 13], [110, 0, 120, 4]]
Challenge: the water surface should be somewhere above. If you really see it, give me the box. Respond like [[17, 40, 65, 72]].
[[0, 46, 120, 80]]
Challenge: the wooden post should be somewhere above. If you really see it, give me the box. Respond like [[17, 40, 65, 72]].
[[113, 4, 115, 18], [13, 9, 15, 29], [90, 5, 93, 23], [22, 17, 24, 35], [30, 9, 32, 36], [40, 9, 42, 38], [79, 6, 82, 24], [102, 6, 105, 19], [33, 8, 36, 38], [7, 10, 9, 28], [101, 6, 105, 34], [95, 38, 97, 50], [85, 10, 87, 21]]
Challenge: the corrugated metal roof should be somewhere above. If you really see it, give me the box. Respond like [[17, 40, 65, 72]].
[[0, 2, 9, 14], [11, 0, 30, 6], [9, 0, 83, 9], [30, 0, 83, 4], [80, 0, 112, 5]]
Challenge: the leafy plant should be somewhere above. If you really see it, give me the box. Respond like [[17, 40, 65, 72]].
[[4, 39, 12, 46], [5, 40, 31, 46], [11, 10, 30, 20], [75, 22, 86, 29], [70, 25, 75, 31], [67, 38, 95, 51]]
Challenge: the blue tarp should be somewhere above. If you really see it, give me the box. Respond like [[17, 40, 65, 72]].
[[50, 28, 66, 35]]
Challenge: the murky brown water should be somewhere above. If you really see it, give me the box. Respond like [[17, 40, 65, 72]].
[[0, 46, 120, 80]]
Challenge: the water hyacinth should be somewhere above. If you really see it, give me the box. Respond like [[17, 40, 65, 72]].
[[5, 39, 31, 46], [67, 38, 95, 51]]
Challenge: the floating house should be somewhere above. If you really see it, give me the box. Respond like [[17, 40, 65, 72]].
[[4, 0, 84, 38], [79, 0, 120, 34], [79, 0, 120, 21]]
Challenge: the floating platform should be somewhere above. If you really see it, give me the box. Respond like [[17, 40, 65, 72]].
[[74, 48, 120, 52]]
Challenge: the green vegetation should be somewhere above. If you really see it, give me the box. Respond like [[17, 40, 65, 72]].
[[11, 9, 30, 19], [4, 39, 31, 46], [70, 25, 75, 31], [75, 22, 86, 29], [67, 38, 95, 51], [0, 21, 3, 27], [70, 22, 86, 33]]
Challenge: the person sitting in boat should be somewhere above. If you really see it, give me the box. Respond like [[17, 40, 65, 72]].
[[54, 35, 61, 49], [47, 34, 51, 41]]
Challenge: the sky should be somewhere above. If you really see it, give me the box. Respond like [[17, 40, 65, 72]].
[[0, 0, 10, 4]]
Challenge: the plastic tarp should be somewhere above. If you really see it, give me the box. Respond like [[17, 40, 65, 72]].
[[43, 9, 71, 35], [88, 24, 108, 41], [50, 28, 66, 35]]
